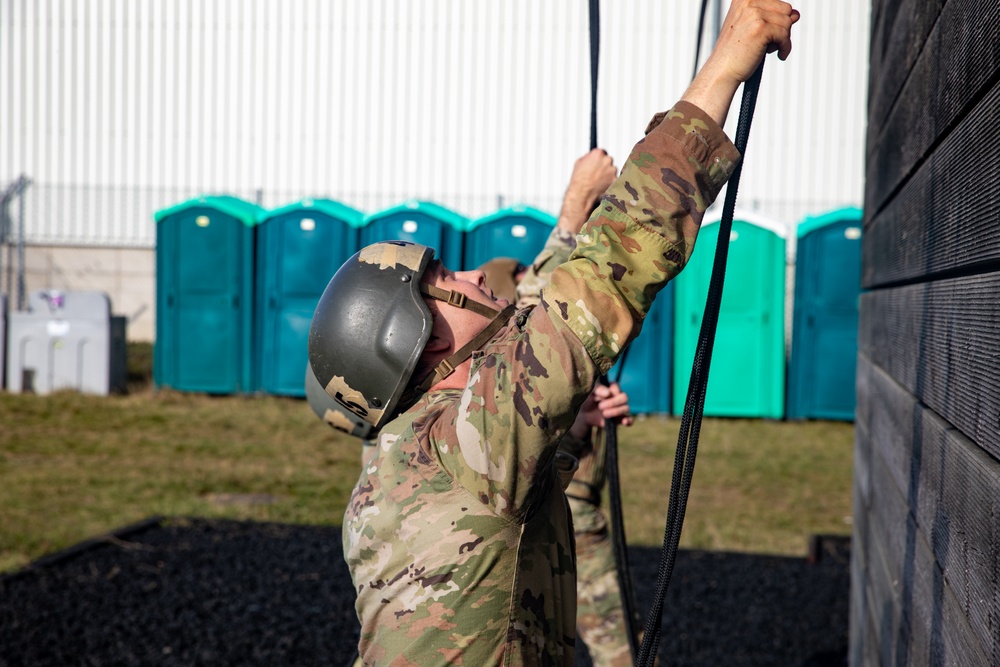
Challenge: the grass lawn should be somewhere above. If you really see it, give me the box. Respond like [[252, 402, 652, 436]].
[[0, 344, 854, 573]]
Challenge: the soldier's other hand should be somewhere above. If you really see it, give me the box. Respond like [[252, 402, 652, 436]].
[[572, 383, 634, 438], [592, 382, 634, 427], [557, 148, 617, 234], [571, 148, 617, 206]]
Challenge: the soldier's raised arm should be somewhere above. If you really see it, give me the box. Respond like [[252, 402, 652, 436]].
[[682, 0, 799, 126]]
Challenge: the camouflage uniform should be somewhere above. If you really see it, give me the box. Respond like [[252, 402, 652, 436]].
[[564, 432, 630, 667], [518, 220, 632, 667], [343, 101, 739, 666]]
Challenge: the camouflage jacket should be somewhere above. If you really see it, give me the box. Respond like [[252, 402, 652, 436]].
[[343, 101, 739, 666], [518, 218, 608, 505]]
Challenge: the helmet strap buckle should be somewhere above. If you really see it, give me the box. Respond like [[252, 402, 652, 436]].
[[446, 290, 467, 308], [413, 304, 517, 394], [435, 358, 456, 381]]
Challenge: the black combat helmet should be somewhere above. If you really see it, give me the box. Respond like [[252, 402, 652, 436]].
[[304, 362, 374, 439], [309, 241, 434, 430], [309, 241, 515, 431]]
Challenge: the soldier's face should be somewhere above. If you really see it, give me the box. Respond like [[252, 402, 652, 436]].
[[422, 260, 508, 351]]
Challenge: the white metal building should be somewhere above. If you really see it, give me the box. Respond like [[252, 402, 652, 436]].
[[1, 0, 870, 340]]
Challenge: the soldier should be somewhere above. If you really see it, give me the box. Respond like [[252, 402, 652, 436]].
[[477, 257, 526, 303], [309, 2, 799, 663], [311, 146, 633, 665], [486, 148, 638, 667], [514, 211, 638, 667]]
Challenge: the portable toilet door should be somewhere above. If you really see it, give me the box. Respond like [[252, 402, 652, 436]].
[[360, 200, 467, 269], [787, 207, 862, 421], [463, 205, 555, 270], [256, 198, 364, 397], [672, 212, 787, 418], [609, 283, 674, 415], [154, 195, 264, 394]]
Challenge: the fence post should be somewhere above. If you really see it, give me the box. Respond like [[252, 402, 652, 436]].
[[0, 175, 32, 310]]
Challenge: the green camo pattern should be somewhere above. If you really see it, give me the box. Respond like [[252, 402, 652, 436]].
[[519, 207, 628, 666], [343, 100, 739, 666]]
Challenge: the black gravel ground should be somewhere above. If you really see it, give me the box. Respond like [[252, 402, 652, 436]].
[[0, 517, 849, 666]]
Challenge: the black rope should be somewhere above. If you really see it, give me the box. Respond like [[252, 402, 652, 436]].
[[603, 399, 642, 660], [635, 61, 766, 667], [588, 0, 642, 660], [588, 0, 600, 151], [691, 0, 711, 83]]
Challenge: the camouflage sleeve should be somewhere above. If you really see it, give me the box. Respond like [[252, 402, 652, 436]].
[[431, 101, 738, 519], [547, 100, 740, 375], [515, 225, 577, 308]]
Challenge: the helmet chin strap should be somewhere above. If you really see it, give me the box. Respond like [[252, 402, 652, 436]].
[[414, 283, 517, 392], [419, 283, 504, 319]]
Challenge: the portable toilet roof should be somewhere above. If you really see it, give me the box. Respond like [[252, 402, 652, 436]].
[[264, 197, 365, 227], [463, 204, 556, 270], [709, 209, 789, 238], [255, 198, 365, 398], [153, 194, 266, 226], [465, 204, 555, 231], [363, 199, 468, 229], [672, 211, 787, 418], [787, 206, 863, 421], [796, 205, 863, 238]]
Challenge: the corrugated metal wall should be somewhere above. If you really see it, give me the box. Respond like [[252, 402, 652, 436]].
[[1, 0, 869, 248]]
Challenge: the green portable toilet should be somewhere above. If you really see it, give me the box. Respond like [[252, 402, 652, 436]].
[[360, 200, 467, 269], [672, 212, 787, 418], [256, 198, 364, 397], [154, 195, 265, 394], [463, 205, 555, 270], [787, 207, 862, 421]]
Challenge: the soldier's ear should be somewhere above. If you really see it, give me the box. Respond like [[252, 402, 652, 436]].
[[424, 334, 450, 353]]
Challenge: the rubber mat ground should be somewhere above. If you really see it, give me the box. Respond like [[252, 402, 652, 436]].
[[0, 518, 849, 666]]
